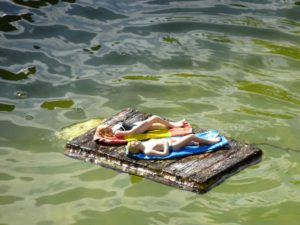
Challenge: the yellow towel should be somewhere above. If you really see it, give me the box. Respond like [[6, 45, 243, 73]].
[[125, 129, 171, 141]]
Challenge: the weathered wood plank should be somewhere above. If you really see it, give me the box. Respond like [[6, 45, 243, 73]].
[[163, 153, 212, 176], [193, 141, 262, 182], [64, 108, 263, 193]]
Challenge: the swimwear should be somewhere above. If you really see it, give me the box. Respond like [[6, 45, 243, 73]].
[[122, 121, 136, 130], [112, 122, 137, 133], [112, 123, 125, 133], [167, 140, 174, 152]]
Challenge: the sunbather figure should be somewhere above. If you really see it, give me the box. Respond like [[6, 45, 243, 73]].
[[126, 133, 221, 157], [93, 115, 185, 141]]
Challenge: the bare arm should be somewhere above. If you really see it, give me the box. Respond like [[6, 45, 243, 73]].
[[144, 140, 169, 156]]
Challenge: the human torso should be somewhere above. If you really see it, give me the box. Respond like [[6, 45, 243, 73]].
[[144, 139, 167, 154]]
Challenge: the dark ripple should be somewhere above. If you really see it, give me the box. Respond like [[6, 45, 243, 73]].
[[0, 47, 71, 76], [86, 50, 192, 69], [123, 21, 300, 44], [85, 50, 218, 70], [147, 0, 199, 5], [0, 195, 23, 205], [146, 4, 300, 22], [0, 1, 300, 224], [4, 24, 96, 44], [0, 78, 111, 104], [67, 4, 128, 21], [70, 207, 168, 225], [22, 79, 111, 98], [35, 187, 115, 206], [102, 80, 220, 110], [9, 0, 72, 9], [0, 2, 24, 13], [273, 6, 300, 21], [0, 13, 33, 32], [146, 4, 251, 15], [0, 172, 15, 181], [75, 168, 118, 181], [0, 121, 56, 153]]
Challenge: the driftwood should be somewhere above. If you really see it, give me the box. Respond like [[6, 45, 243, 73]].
[[65, 108, 263, 193]]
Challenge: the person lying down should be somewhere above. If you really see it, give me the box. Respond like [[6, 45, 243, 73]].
[[126, 133, 221, 157], [93, 115, 185, 141]]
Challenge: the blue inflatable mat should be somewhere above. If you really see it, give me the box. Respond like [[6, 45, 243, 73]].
[[126, 130, 229, 160]]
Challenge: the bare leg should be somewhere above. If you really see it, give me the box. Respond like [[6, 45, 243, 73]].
[[116, 115, 184, 136], [145, 115, 185, 128], [171, 133, 221, 151], [114, 116, 186, 137], [143, 115, 183, 128]]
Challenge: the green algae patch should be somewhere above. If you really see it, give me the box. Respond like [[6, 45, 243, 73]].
[[0, 172, 15, 181], [237, 80, 300, 106], [0, 67, 36, 81], [234, 107, 294, 120], [162, 36, 181, 45], [56, 118, 102, 141], [41, 100, 74, 110], [123, 75, 161, 81], [174, 73, 231, 85], [254, 39, 300, 60], [175, 73, 210, 78], [0, 103, 15, 112], [0, 195, 23, 205]]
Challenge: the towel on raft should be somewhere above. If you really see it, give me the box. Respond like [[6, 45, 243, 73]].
[[126, 130, 229, 160], [94, 122, 193, 145]]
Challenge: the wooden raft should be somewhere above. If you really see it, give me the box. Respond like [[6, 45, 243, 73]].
[[65, 108, 263, 193]]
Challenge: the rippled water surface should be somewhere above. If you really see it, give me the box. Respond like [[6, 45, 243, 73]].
[[1, 0, 300, 224]]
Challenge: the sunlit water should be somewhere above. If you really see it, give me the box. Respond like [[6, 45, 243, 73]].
[[1, 0, 300, 224]]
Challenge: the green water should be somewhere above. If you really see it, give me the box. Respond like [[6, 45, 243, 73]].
[[1, 0, 300, 224]]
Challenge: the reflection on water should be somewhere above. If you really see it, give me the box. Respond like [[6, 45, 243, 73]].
[[1, 0, 300, 225]]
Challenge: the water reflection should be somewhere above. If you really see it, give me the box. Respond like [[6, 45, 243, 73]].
[[67, 5, 127, 21], [0, 0, 300, 225]]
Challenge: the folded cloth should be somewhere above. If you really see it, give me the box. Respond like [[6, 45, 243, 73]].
[[95, 122, 193, 145], [126, 130, 229, 160]]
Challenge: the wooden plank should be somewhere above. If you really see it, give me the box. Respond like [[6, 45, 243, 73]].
[[161, 141, 261, 192], [64, 108, 263, 193]]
